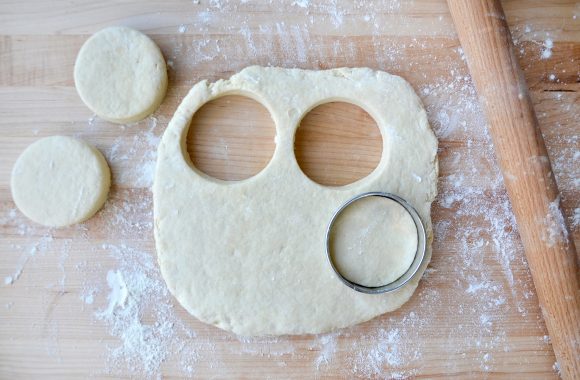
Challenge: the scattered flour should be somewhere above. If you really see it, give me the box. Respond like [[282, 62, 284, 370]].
[[313, 332, 339, 370], [553, 361, 561, 376], [92, 244, 213, 377], [106, 116, 161, 188], [83, 293, 94, 305], [291, 0, 309, 8], [235, 335, 296, 358], [544, 196, 569, 247], [541, 38, 554, 59], [1, 223, 55, 287], [100, 270, 129, 316], [351, 328, 412, 378]]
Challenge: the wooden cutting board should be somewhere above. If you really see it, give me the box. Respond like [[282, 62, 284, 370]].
[[0, 0, 578, 378]]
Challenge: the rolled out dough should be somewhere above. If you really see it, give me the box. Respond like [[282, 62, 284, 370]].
[[11, 136, 111, 227], [154, 66, 438, 336], [74, 26, 168, 124]]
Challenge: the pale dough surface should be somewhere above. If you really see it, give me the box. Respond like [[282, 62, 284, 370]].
[[74, 26, 167, 124], [329, 196, 418, 288], [154, 66, 438, 336], [11, 136, 111, 227]]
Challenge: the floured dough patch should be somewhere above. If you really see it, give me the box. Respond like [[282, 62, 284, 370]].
[[11, 136, 111, 227], [154, 66, 438, 336], [74, 26, 168, 124]]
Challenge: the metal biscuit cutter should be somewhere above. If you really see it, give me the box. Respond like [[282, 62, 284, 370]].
[[325, 192, 427, 294]]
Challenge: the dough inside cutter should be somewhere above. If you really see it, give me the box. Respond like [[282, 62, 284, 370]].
[[328, 195, 418, 287]]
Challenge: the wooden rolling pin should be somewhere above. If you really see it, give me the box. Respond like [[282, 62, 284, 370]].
[[446, 1, 579, 378]]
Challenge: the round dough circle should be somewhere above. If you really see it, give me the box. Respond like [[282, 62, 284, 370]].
[[154, 67, 438, 336], [11, 136, 111, 227], [329, 196, 419, 288], [74, 26, 168, 124]]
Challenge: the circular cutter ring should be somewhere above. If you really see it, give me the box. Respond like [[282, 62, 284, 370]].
[[325, 192, 427, 294]]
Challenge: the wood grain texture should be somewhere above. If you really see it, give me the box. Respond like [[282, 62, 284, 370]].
[[294, 102, 382, 186], [0, 0, 578, 378], [447, 1, 579, 378], [187, 95, 277, 181], [187, 97, 383, 185]]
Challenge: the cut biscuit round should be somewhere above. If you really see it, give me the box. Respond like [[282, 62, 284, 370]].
[[74, 26, 168, 124], [11, 136, 111, 227]]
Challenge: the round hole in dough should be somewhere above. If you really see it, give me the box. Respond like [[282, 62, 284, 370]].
[[74, 26, 168, 124], [11, 136, 111, 227], [186, 95, 276, 181], [294, 101, 382, 186], [328, 196, 418, 288]]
